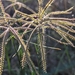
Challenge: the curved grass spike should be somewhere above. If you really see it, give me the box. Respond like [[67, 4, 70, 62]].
[[38, 0, 43, 18], [41, 0, 54, 17], [38, 28, 47, 72], [5, 2, 36, 14], [0, 36, 4, 75], [0, 0, 7, 22], [21, 53, 26, 68], [38, 0, 47, 72], [0, 28, 9, 75], [9, 26, 39, 75]]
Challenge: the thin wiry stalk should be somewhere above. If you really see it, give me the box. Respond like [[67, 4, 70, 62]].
[[22, 22, 33, 38], [41, 32, 68, 45], [25, 25, 42, 50], [15, 10, 36, 21]]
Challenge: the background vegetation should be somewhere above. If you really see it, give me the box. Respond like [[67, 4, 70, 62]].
[[0, 0, 75, 75]]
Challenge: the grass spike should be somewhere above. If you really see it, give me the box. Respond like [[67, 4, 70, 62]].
[[0, 28, 9, 75]]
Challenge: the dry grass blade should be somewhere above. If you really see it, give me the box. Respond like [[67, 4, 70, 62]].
[[44, 45, 61, 50], [12, 44, 21, 58]]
